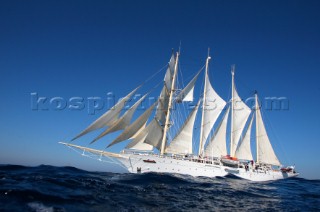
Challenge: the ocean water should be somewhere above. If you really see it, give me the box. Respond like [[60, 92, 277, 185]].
[[0, 165, 319, 211]]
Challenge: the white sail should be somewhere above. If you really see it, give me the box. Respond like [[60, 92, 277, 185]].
[[165, 101, 200, 154], [155, 86, 169, 125], [126, 124, 153, 151], [164, 67, 172, 90], [155, 54, 176, 126], [256, 97, 281, 165], [143, 119, 163, 150], [90, 93, 149, 143], [127, 110, 167, 151], [159, 52, 179, 155], [235, 114, 254, 160], [107, 101, 156, 147], [204, 107, 230, 158], [182, 87, 194, 102], [200, 71, 226, 155], [176, 70, 201, 102], [72, 86, 140, 141], [231, 85, 251, 156], [165, 54, 175, 91], [129, 122, 147, 140], [126, 124, 147, 148], [168, 53, 175, 73]]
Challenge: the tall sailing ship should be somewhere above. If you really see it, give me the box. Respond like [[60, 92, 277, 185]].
[[60, 50, 298, 181]]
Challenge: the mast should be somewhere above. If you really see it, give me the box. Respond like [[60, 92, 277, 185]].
[[230, 65, 235, 157], [160, 51, 180, 155], [255, 91, 259, 164], [199, 51, 211, 156]]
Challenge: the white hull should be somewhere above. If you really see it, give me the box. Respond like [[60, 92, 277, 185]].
[[60, 142, 299, 181], [59, 142, 227, 178], [116, 153, 228, 178], [225, 167, 299, 182]]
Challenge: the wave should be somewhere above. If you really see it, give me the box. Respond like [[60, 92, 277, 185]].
[[0, 165, 319, 211]]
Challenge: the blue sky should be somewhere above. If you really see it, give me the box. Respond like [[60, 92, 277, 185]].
[[0, 0, 319, 179]]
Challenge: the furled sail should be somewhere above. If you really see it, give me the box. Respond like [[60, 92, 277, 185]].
[[176, 70, 201, 102], [256, 96, 281, 166], [71, 86, 140, 141], [200, 71, 226, 155], [165, 101, 200, 154], [90, 93, 149, 144], [230, 83, 251, 157], [107, 101, 156, 148], [235, 114, 254, 161], [204, 107, 230, 158]]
